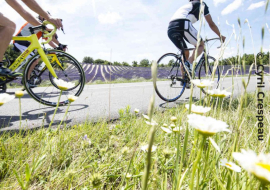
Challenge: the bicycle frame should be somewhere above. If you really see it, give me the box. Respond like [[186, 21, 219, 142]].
[[10, 34, 58, 78]]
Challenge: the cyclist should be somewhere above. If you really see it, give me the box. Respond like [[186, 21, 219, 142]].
[[13, 14, 67, 83], [0, 0, 63, 78], [168, 0, 226, 88], [13, 14, 67, 61]]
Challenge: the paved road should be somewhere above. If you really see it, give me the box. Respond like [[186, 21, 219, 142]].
[[0, 76, 269, 131]]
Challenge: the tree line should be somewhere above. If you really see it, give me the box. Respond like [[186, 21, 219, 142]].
[[4, 45, 269, 67], [219, 52, 269, 65], [83, 56, 151, 67]]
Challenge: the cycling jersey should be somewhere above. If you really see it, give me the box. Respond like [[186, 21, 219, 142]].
[[13, 22, 43, 47], [170, 2, 210, 24]]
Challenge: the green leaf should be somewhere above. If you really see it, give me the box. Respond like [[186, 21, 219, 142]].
[[213, 174, 226, 190], [25, 163, 31, 182], [13, 169, 26, 190]]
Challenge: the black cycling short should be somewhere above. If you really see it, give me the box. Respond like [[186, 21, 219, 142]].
[[168, 19, 201, 50]]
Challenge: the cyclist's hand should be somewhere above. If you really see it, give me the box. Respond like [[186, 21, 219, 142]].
[[221, 35, 226, 43], [47, 17, 63, 29]]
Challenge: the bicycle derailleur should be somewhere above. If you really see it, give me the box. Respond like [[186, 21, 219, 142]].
[[28, 71, 42, 87]]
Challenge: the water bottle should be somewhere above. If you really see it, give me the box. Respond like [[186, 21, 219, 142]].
[[38, 62, 46, 71]]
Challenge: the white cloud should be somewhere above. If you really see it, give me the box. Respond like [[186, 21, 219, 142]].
[[221, 0, 243, 15], [98, 12, 122, 24], [214, 0, 228, 7], [92, 0, 97, 17], [247, 1, 265, 10]]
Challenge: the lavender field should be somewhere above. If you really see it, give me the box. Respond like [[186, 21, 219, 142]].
[[75, 63, 262, 83]]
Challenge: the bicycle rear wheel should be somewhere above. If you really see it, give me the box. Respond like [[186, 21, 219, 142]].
[[198, 56, 220, 94], [23, 50, 85, 107], [154, 53, 186, 102]]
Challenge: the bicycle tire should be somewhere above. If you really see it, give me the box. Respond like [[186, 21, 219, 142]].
[[23, 49, 85, 107], [198, 55, 220, 94], [154, 53, 186, 102]]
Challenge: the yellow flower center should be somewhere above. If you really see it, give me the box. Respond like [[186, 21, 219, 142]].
[[58, 85, 69, 91], [256, 163, 270, 172], [226, 163, 232, 168], [15, 91, 24, 98], [196, 129, 216, 136], [191, 110, 204, 115], [0, 102, 4, 106]]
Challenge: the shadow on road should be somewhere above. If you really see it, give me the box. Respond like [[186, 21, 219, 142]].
[[0, 104, 89, 131], [159, 97, 199, 109]]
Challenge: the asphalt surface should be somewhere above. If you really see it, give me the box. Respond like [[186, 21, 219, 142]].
[[0, 76, 269, 131]]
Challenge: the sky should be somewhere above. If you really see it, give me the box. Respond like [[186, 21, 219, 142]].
[[1, 0, 270, 64]]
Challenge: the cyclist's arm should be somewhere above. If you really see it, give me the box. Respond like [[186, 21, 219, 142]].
[[48, 41, 57, 49], [5, 0, 41, 26], [21, 0, 62, 28], [205, 14, 226, 43], [52, 34, 60, 45]]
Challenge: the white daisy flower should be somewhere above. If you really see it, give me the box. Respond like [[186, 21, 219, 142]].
[[233, 149, 270, 183], [161, 127, 172, 134], [209, 137, 221, 153], [142, 114, 150, 120], [207, 89, 231, 98], [0, 93, 15, 106], [134, 108, 140, 114], [141, 145, 157, 152], [185, 104, 211, 114], [170, 116, 177, 123], [126, 173, 132, 179], [172, 126, 183, 133], [68, 95, 78, 103], [163, 123, 168, 127], [53, 78, 75, 91], [145, 120, 158, 126], [220, 158, 241, 172], [187, 114, 231, 136], [170, 123, 176, 129], [191, 79, 214, 88]]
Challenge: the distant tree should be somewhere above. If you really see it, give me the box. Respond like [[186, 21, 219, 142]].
[[95, 59, 105, 64], [139, 59, 150, 67], [132, 61, 138, 67], [113, 61, 122, 66], [168, 59, 174, 67], [104, 61, 112, 65], [122, 62, 130, 66], [82, 56, 94, 64], [160, 63, 165, 67]]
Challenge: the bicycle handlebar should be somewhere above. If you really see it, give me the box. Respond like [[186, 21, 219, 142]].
[[204, 37, 221, 43], [184, 37, 224, 51], [41, 21, 57, 45]]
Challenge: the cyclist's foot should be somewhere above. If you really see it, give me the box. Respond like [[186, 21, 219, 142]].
[[180, 81, 191, 89], [0, 84, 7, 93], [186, 82, 191, 89], [184, 61, 193, 74], [0, 66, 22, 78]]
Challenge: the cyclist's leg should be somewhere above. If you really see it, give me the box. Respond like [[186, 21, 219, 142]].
[[168, 29, 188, 77], [0, 13, 16, 61], [183, 21, 204, 64], [0, 13, 21, 77]]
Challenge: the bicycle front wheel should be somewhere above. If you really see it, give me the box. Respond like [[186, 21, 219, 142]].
[[198, 56, 220, 94], [23, 50, 85, 107], [154, 53, 186, 102]]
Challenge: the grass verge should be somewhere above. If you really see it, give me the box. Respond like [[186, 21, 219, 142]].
[[0, 92, 269, 189]]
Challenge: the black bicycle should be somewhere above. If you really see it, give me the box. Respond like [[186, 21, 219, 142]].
[[154, 38, 221, 102]]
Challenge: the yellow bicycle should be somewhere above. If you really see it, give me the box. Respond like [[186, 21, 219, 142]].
[[1, 21, 85, 107]]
